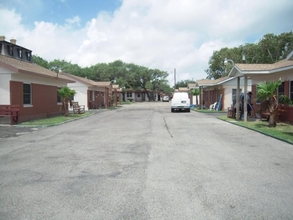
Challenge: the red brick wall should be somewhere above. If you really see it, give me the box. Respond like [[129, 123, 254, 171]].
[[10, 81, 62, 122], [203, 87, 223, 109], [253, 82, 293, 123]]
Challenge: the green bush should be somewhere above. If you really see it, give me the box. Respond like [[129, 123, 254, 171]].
[[279, 95, 292, 105]]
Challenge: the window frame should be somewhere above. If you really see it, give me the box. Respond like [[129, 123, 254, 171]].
[[7, 45, 13, 56], [23, 83, 32, 105], [57, 87, 62, 103], [277, 81, 285, 102], [289, 79, 293, 102], [17, 48, 23, 58], [232, 88, 242, 105], [26, 51, 31, 61]]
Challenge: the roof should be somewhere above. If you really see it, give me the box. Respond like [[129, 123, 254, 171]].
[[187, 83, 198, 89], [112, 84, 119, 89], [112, 84, 122, 92], [228, 51, 293, 77], [196, 76, 233, 86], [235, 59, 293, 71], [61, 72, 112, 88], [0, 54, 74, 83], [0, 38, 32, 52], [178, 87, 189, 92]]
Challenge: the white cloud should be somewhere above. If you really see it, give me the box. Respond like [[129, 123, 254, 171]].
[[0, 0, 292, 83], [65, 16, 81, 26]]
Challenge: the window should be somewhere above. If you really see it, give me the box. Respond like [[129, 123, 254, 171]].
[[23, 84, 31, 105], [127, 92, 132, 97], [232, 88, 242, 105], [278, 81, 285, 101], [137, 93, 141, 97], [26, 51, 31, 61], [289, 80, 293, 101], [7, 45, 13, 56], [57, 87, 61, 103], [17, 49, 22, 58]]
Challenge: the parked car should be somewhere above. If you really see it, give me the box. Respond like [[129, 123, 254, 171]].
[[162, 96, 170, 102], [171, 92, 190, 112]]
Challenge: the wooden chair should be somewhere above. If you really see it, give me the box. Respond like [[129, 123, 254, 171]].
[[72, 102, 85, 114]]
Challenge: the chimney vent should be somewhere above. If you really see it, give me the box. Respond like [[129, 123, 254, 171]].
[[10, 38, 17, 44], [0, 36, 5, 41]]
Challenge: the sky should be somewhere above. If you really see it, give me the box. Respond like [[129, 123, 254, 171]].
[[0, 0, 293, 85]]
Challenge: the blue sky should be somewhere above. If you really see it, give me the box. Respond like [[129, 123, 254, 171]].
[[1, 0, 121, 28], [0, 0, 293, 84]]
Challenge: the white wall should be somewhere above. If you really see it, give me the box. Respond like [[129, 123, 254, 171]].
[[67, 81, 89, 110], [251, 70, 293, 84], [222, 78, 251, 110], [0, 73, 11, 104], [11, 73, 66, 87]]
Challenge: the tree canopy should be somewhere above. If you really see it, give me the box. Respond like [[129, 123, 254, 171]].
[[33, 56, 173, 99], [174, 80, 196, 89], [205, 31, 293, 79]]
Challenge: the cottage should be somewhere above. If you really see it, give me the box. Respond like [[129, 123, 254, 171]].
[[61, 72, 112, 110], [123, 89, 159, 102], [0, 36, 74, 123], [196, 77, 251, 111], [228, 50, 293, 122]]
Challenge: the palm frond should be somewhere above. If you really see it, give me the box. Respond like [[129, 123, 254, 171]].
[[256, 80, 281, 101]]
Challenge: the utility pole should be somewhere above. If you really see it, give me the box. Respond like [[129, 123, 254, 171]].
[[174, 68, 176, 87]]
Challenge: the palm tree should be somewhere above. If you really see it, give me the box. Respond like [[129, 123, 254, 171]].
[[256, 80, 281, 127], [58, 86, 76, 116], [192, 88, 200, 106]]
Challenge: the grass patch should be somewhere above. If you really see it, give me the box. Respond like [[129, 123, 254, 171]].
[[218, 115, 293, 144], [120, 101, 134, 105], [108, 106, 122, 110], [192, 108, 226, 113], [20, 112, 91, 126]]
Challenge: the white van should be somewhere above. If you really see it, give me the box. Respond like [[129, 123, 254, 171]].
[[171, 92, 190, 112]]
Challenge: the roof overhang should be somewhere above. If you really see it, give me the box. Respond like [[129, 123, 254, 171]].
[[197, 76, 236, 88], [228, 63, 293, 77], [0, 60, 75, 83]]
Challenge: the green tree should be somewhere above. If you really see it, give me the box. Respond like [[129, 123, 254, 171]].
[[48, 59, 82, 76], [126, 64, 168, 101], [192, 88, 200, 106], [206, 31, 293, 79], [174, 80, 196, 89], [33, 55, 49, 69], [256, 80, 282, 127], [31, 55, 172, 96], [58, 86, 76, 116]]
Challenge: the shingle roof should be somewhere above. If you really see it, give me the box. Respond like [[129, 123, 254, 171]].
[[235, 59, 293, 71], [178, 87, 189, 91], [112, 84, 122, 92], [61, 72, 112, 88], [0, 55, 74, 83], [196, 76, 232, 86], [187, 83, 198, 88]]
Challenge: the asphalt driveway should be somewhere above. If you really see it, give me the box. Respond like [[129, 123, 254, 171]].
[[1, 103, 293, 220]]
